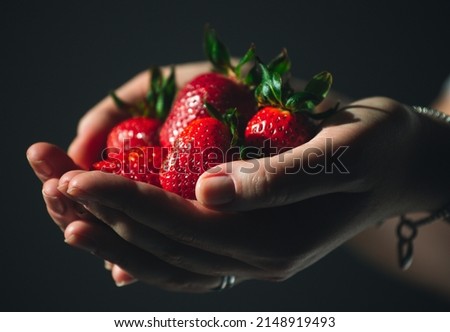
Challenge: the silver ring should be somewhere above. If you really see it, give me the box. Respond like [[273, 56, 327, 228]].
[[212, 275, 236, 291]]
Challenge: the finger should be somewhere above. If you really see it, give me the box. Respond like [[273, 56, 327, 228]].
[[104, 260, 114, 271], [68, 62, 211, 169], [78, 199, 265, 278], [59, 170, 235, 249], [111, 265, 137, 287], [64, 220, 242, 292], [43, 179, 123, 283], [195, 126, 357, 211], [27, 142, 81, 182], [59, 169, 339, 274], [59, 171, 294, 272], [42, 178, 90, 230]]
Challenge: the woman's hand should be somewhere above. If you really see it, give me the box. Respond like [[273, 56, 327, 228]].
[[27, 60, 450, 292], [51, 96, 450, 292], [27, 62, 212, 286]]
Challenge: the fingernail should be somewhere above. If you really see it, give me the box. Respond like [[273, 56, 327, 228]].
[[197, 175, 236, 206], [65, 234, 97, 254], [57, 182, 68, 194], [58, 183, 90, 204], [42, 190, 66, 215], [66, 186, 91, 201], [104, 261, 113, 270], [31, 160, 53, 178], [116, 278, 137, 288]]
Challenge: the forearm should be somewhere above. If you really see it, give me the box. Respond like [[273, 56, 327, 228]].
[[348, 216, 450, 299], [348, 87, 450, 299]]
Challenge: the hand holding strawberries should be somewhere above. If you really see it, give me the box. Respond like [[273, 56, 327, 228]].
[[27, 27, 450, 292], [33, 94, 450, 292]]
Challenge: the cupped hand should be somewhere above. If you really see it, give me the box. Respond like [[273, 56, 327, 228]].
[[53, 96, 450, 292], [68, 62, 211, 170], [26, 62, 218, 287]]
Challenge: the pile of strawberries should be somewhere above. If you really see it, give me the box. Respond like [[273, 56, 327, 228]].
[[92, 26, 334, 199]]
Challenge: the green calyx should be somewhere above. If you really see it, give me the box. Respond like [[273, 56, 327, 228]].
[[110, 66, 176, 121], [204, 25, 291, 88], [204, 102, 239, 147], [204, 24, 253, 81], [255, 63, 333, 116]]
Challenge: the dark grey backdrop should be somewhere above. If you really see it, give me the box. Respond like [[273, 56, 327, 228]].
[[2, 1, 450, 311]]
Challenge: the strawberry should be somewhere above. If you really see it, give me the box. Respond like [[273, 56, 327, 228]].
[[159, 26, 269, 148], [93, 146, 166, 187], [107, 66, 176, 151], [160, 106, 238, 199], [244, 64, 334, 157], [107, 117, 161, 149], [92, 66, 174, 186], [245, 106, 316, 155]]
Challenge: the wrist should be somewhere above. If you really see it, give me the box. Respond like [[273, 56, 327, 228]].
[[407, 106, 450, 211]]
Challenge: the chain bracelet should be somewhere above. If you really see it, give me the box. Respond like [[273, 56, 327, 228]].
[[397, 206, 450, 270]]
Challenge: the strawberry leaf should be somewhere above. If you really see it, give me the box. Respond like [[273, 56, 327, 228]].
[[110, 90, 126, 109], [156, 66, 176, 121], [150, 66, 163, 96], [305, 102, 341, 119], [285, 91, 322, 112], [110, 91, 140, 116], [204, 104, 240, 146], [145, 66, 162, 117], [235, 44, 256, 80], [243, 62, 261, 87], [304, 71, 333, 100], [255, 63, 283, 106], [271, 72, 283, 104], [204, 101, 223, 121], [204, 24, 232, 75], [144, 66, 177, 120], [267, 48, 291, 77], [223, 108, 239, 147]]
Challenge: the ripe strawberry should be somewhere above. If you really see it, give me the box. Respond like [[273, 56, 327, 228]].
[[160, 107, 238, 199], [159, 72, 255, 147], [93, 146, 166, 187], [245, 64, 334, 157], [158, 26, 265, 148], [107, 117, 161, 149], [107, 66, 176, 151], [245, 106, 316, 155]]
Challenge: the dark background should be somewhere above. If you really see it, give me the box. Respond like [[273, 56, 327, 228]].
[[2, 1, 450, 311]]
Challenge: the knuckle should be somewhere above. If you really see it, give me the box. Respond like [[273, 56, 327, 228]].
[[246, 166, 277, 205], [249, 162, 292, 207]]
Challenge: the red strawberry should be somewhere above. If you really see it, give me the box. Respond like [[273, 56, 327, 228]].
[[93, 146, 166, 187], [245, 106, 316, 155], [107, 66, 176, 151], [159, 26, 261, 148], [159, 72, 255, 147], [160, 107, 237, 199], [107, 117, 161, 149], [244, 64, 334, 157]]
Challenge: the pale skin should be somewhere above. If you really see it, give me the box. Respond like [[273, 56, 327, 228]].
[[27, 62, 450, 295]]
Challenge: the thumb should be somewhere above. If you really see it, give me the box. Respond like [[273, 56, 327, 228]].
[[195, 136, 353, 211]]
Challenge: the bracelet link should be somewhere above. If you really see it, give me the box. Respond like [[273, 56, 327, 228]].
[[396, 216, 418, 270]]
